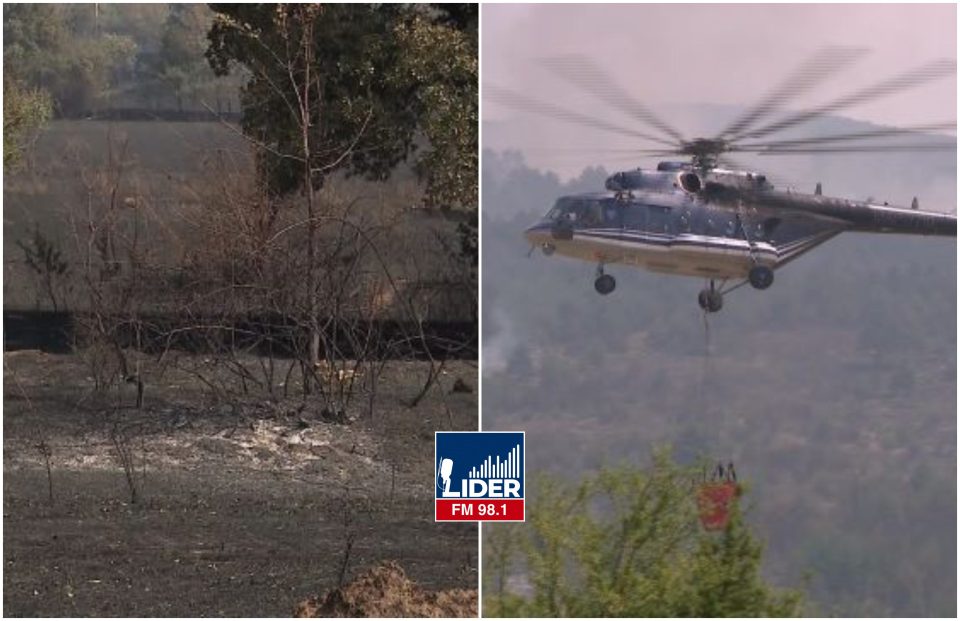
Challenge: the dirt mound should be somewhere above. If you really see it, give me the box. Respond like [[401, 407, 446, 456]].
[[294, 560, 477, 618]]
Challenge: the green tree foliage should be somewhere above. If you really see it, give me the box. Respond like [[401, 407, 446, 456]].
[[149, 5, 216, 110], [3, 4, 236, 115], [3, 4, 137, 116], [484, 453, 803, 617], [203, 4, 477, 375], [205, 3, 477, 210], [390, 11, 478, 275], [205, 4, 413, 195], [390, 14, 477, 210], [3, 74, 51, 169], [95, 4, 168, 47]]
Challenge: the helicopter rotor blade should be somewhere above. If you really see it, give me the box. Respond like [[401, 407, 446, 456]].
[[716, 154, 748, 170], [732, 58, 957, 142], [486, 84, 678, 147], [751, 143, 956, 155], [540, 54, 687, 144], [517, 146, 682, 154], [597, 148, 690, 158], [735, 122, 956, 150], [718, 46, 868, 140], [632, 148, 687, 155]]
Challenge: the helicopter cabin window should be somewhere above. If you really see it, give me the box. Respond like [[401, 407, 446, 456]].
[[603, 204, 620, 226], [724, 219, 737, 237], [647, 205, 674, 235], [688, 210, 711, 236], [679, 210, 692, 233], [622, 203, 647, 230]]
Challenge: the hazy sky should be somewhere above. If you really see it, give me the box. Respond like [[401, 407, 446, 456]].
[[483, 4, 957, 177]]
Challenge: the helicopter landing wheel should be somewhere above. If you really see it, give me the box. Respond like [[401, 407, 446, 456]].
[[594, 274, 616, 295], [748, 265, 774, 290], [698, 288, 723, 312]]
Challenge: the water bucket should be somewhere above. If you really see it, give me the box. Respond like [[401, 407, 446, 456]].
[[697, 481, 739, 531]]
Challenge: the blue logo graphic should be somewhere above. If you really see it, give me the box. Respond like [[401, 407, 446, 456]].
[[435, 432, 525, 521], [435, 431, 524, 499]]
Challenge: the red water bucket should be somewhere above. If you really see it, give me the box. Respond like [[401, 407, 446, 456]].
[[697, 481, 739, 531]]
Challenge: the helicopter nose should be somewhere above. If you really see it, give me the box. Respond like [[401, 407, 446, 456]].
[[524, 222, 551, 245], [524, 227, 538, 245]]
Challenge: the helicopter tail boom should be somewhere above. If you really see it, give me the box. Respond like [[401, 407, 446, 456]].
[[854, 203, 957, 236], [756, 191, 956, 237]]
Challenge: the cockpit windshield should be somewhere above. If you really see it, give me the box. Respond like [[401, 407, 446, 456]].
[[545, 197, 619, 228]]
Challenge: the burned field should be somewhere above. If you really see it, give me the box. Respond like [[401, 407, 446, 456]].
[[4, 118, 479, 616], [3, 350, 477, 616], [4, 3, 479, 614]]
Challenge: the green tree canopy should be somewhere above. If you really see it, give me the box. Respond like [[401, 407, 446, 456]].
[[204, 3, 476, 210], [484, 452, 804, 617], [3, 74, 51, 169], [151, 4, 215, 108], [3, 4, 137, 116]]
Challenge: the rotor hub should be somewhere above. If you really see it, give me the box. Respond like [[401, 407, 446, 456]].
[[681, 138, 729, 169]]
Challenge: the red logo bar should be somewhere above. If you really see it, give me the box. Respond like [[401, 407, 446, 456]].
[[435, 498, 525, 522]]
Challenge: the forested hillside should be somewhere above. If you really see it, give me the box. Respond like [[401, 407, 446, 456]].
[[4, 4, 242, 116]]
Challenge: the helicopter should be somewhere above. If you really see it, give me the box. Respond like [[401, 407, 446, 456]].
[[493, 48, 957, 311]]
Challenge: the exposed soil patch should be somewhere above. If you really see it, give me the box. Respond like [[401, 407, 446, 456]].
[[295, 560, 477, 618], [4, 351, 478, 616]]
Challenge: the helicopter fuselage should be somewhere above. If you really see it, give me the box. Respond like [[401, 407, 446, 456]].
[[524, 164, 956, 282]]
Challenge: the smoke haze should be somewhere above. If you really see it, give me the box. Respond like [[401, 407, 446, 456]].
[[483, 3, 956, 179]]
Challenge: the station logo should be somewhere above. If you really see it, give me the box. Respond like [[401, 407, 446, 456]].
[[435, 431, 525, 522]]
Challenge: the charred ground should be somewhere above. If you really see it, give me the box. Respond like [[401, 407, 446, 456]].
[[4, 350, 477, 616]]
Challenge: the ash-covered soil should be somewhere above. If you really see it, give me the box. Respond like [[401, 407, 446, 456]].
[[4, 350, 477, 617]]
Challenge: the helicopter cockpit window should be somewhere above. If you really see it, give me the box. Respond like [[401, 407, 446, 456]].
[[581, 201, 604, 226], [546, 199, 579, 223], [547, 198, 622, 228]]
